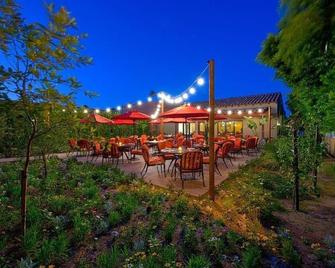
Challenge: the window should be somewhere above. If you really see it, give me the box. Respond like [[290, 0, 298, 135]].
[[216, 120, 243, 136]]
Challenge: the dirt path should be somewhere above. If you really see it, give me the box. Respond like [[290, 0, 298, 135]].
[[274, 159, 335, 267]]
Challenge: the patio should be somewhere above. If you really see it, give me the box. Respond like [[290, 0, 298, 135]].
[[76, 152, 257, 197]]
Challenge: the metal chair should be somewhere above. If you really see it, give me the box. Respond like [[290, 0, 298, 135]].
[[141, 145, 166, 177], [176, 151, 204, 189]]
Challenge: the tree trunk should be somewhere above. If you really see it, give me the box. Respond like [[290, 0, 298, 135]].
[[292, 128, 300, 211], [313, 126, 322, 193], [41, 150, 48, 179], [21, 123, 36, 236]]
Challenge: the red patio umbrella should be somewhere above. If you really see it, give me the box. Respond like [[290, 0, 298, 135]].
[[159, 105, 209, 119], [109, 119, 135, 125], [114, 110, 150, 120], [150, 117, 193, 124], [80, 113, 114, 124]]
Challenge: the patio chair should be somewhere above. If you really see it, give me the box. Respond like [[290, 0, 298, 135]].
[[67, 138, 78, 156], [218, 141, 234, 168], [176, 151, 204, 189], [141, 144, 165, 177], [103, 143, 122, 166], [157, 133, 164, 141], [203, 144, 222, 175], [77, 139, 92, 158], [230, 138, 243, 155], [157, 140, 175, 171], [91, 142, 102, 162], [175, 136, 185, 148], [242, 137, 258, 155]]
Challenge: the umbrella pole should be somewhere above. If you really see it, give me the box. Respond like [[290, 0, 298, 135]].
[[208, 59, 215, 201]]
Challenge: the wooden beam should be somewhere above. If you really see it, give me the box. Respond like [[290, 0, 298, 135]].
[[208, 59, 215, 201], [268, 106, 272, 141]]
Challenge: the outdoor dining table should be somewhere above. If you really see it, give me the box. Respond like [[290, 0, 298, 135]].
[[117, 143, 136, 160], [145, 140, 160, 152]]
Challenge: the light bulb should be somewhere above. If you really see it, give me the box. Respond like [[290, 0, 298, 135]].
[[147, 96, 152, 102], [196, 105, 201, 110], [83, 109, 88, 113], [137, 100, 142, 106], [116, 106, 121, 111], [127, 103, 132, 109], [197, 77, 205, 86], [227, 110, 232, 115], [237, 110, 242, 115], [106, 108, 111, 113], [248, 110, 253, 114], [189, 87, 196, 94], [217, 109, 222, 114], [95, 109, 100, 114], [258, 108, 263, 113], [182, 93, 188, 100]]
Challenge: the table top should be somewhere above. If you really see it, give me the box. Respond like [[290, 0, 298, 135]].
[[160, 147, 199, 155], [146, 140, 159, 144]]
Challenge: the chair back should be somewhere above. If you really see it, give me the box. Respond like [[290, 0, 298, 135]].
[[140, 135, 148, 145], [110, 143, 120, 157], [176, 136, 185, 147], [141, 144, 150, 164], [68, 139, 77, 149], [93, 142, 101, 154], [109, 138, 116, 144], [180, 151, 203, 171], [234, 138, 242, 149], [165, 139, 174, 148], [157, 140, 166, 151], [246, 137, 257, 149], [157, 134, 164, 141], [221, 141, 233, 157], [77, 139, 91, 150]]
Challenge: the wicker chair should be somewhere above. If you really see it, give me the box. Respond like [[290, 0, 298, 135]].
[[141, 145, 165, 177], [176, 151, 204, 189], [203, 144, 222, 175]]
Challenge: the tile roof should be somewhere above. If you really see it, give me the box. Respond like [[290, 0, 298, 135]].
[[195, 92, 282, 107]]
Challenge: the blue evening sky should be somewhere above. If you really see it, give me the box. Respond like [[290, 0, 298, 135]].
[[17, 0, 289, 110]]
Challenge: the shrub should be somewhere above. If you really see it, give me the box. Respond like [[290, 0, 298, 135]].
[[186, 255, 211, 268], [97, 246, 122, 268], [108, 211, 122, 227], [281, 238, 301, 267], [240, 245, 262, 268], [73, 214, 91, 242]]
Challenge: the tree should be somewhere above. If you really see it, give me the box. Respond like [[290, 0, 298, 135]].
[[258, 0, 335, 209], [0, 1, 92, 235]]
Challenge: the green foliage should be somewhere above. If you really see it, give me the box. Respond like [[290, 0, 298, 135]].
[[97, 246, 122, 268], [244, 116, 258, 135], [186, 255, 211, 268], [108, 211, 122, 227], [281, 237, 301, 267], [240, 245, 262, 268]]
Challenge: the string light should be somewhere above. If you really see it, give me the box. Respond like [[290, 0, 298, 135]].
[[147, 96, 152, 102], [95, 109, 100, 114], [127, 104, 132, 109], [137, 100, 142, 106], [257, 108, 263, 113], [106, 108, 111, 113], [227, 110, 232, 115], [189, 87, 196, 94], [182, 93, 188, 100], [207, 107, 211, 112], [83, 109, 88, 113], [237, 110, 242, 115], [248, 109, 253, 115], [116, 106, 121, 111], [217, 109, 222, 114], [196, 105, 201, 110], [197, 77, 205, 86], [62, 109, 66, 112], [74, 110, 77, 113]]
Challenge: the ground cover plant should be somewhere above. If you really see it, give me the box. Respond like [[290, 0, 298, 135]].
[[0, 157, 264, 267]]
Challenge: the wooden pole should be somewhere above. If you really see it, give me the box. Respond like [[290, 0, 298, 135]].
[[268, 106, 272, 142], [160, 100, 164, 135], [208, 59, 215, 201]]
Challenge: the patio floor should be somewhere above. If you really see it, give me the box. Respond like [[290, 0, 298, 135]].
[[77, 153, 257, 197]]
